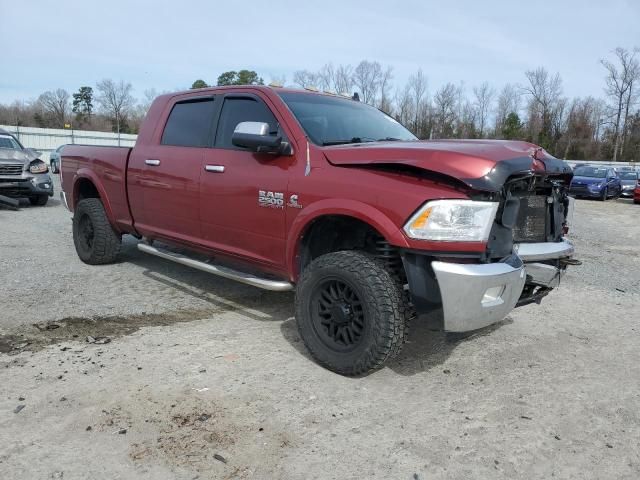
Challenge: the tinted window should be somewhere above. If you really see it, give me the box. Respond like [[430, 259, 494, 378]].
[[573, 166, 607, 178], [0, 134, 22, 150], [278, 92, 416, 145], [161, 98, 215, 147], [215, 97, 277, 149]]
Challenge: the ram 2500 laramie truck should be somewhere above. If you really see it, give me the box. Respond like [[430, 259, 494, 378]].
[[59, 85, 576, 375]]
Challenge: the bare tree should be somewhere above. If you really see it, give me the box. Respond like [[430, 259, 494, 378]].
[[316, 64, 336, 92], [408, 70, 428, 135], [600, 47, 639, 160], [378, 66, 394, 114], [433, 83, 458, 138], [495, 83, 521, 135], [353, 60, 383, 105], [472, 82, 495, 137], [394, 84, 414, 130], [333, 64, 354, 94], [620, 49, 640, 158], [293, 70, 319, 88], [96, 79, 134, 137], [522, 67, 563, 148], [38, 89, 70, 127]]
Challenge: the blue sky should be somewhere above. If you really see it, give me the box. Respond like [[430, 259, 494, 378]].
[[1, 0, 638, 104]]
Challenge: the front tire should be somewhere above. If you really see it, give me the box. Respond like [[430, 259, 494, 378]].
[[601, 187, 608, 201], [295, 250, 406, 376], [72, 198, 121, 264]]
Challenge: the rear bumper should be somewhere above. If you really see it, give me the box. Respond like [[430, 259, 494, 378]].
[[431, 254, 526, 332]]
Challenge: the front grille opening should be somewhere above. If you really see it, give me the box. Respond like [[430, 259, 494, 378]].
[[512, 193, 548, 243], [0, 164, 24, 176]]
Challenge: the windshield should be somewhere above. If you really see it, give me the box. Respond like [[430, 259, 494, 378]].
[[620, 172, 638, 180], [573, 166, 607, 178], [278, 92, 417, 146], [0, 134, 22, 150]]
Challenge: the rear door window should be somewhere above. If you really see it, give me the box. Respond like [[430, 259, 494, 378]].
[[161, 98, 216, 147]]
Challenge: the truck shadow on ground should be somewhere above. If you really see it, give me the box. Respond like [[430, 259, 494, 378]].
[[120, 238, 294, 324], [120, 238, 512, 377], [278, 314, 512, 377]]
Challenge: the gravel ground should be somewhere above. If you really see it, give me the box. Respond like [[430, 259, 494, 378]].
[[1, 177, 639, 479]]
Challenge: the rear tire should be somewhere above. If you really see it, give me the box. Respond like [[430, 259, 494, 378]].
[[295, 250, 406, 376], [72, 198, 121, 265], [29, 195, 49, 206]]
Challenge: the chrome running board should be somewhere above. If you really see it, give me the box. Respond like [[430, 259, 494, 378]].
[[137, 242, 294, 292]]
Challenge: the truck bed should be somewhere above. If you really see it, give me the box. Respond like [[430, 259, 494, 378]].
[[60, 145, 135, 233]]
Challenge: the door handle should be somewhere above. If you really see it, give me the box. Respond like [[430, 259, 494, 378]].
[[145, 159, 161, 166], [205, 165, 225, 173]]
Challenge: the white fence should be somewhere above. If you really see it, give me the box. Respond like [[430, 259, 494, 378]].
[[0, 125, 137, 163]]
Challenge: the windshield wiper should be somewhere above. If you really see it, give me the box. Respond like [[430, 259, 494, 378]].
[[322, 137, 386, 146], [377, 137, 403, 141]]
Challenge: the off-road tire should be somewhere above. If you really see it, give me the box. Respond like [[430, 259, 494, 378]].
[[29, 195, 49, 206], [73, 198, 121, 265], [295, 250, 406, 376]]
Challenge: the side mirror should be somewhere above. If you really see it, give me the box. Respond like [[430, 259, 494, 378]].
[[231, 121, 292, 155]]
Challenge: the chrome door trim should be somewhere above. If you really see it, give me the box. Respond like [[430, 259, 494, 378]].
[[145, 159, 161, 166], [205, 165, 225, 173]]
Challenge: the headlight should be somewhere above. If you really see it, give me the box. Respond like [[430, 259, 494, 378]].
[[404, 200, 498, 242], [29, 160, 48, 174]]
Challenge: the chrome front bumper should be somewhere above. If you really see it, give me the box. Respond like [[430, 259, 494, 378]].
[[432, 255, 526, 332], [432, 240, 575, 332]]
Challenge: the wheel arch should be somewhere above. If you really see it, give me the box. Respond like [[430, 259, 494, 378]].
[[286, 199, 409, 282], [71, 170, 118, 230]]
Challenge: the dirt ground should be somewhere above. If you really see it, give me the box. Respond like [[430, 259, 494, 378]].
[[1, 178, 639, 479]]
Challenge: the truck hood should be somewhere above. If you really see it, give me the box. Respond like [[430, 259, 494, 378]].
[[0, 148, 38, 164], [322, 139, 572, 192]]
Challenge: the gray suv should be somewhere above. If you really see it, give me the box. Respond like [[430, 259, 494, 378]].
[[0, 128, 54, 206]]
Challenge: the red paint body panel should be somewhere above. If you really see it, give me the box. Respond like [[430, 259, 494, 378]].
[[61, 145, 134, 233], [60, 86, 548, 282]]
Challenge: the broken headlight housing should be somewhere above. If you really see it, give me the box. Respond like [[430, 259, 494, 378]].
[[404, 199, 498, 242], [28, 160, 48, 174]]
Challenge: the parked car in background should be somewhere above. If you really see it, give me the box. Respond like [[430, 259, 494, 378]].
[[49, 145, 65, 173], [569, 165, 622, 200], [0, 128, 54, 206], [620, 171, 639, 198]]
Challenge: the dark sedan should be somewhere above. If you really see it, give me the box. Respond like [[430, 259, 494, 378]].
[[569, 166, 622, 200], [619, 171, 639, 198]]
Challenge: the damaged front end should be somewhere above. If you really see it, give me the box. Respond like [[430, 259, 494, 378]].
[[401, 152, 576, 332]]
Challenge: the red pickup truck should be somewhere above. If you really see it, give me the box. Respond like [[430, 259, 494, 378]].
[[60, 85, 576, 375]]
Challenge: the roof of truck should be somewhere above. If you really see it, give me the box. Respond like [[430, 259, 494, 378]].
[[168, 84, 353, 99]]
